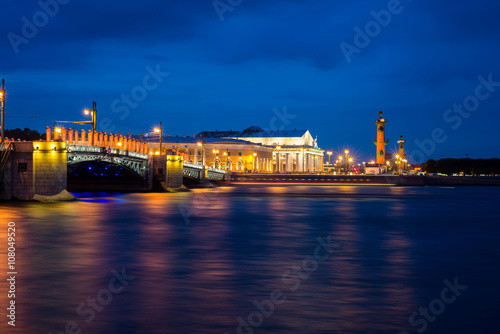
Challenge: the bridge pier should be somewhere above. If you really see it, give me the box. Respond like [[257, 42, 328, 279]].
[[151, 155, 185, 191], [0, 142, 68, 200]]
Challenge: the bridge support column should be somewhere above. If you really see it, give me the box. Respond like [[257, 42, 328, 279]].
[[166, 155, 184, 189]]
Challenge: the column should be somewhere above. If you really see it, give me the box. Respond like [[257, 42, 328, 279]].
[[46, 126, 51, 142], [194, 148, 199, 164]]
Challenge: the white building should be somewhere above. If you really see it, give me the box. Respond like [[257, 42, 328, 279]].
[[199, 126, 325, 173]]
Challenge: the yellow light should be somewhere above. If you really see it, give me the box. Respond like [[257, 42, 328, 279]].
[[339, 156, 342, 160], [345, 149, 349, 154], [149, 152, 153, 155], [154, 128, 160, 133], [349, 158, 352, 162], [253, 153, 257, 156], [117, 142, 122, 146], [55, 127, 61, 133], [396, 155, 399, 159], [223, 152, 227, 156], [387, 161, 390, 165], [155, 152, 160, 155], [370, 160, 375, 164], [52, 145, 56, 151], [84, 109, 90, 115], [197, 142, 202, 147], [276, 145, 281, 150]]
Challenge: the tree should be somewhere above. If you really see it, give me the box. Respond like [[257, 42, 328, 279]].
[[422, 159, 437, 173], [5, 128, 42, 141]]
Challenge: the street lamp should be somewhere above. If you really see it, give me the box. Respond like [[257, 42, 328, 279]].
[[348, 157, 353, 174], [327, 151, 332, 168], [83, 101, 97, 132], [154, 122, 162, 154], [276, 145, 281, 173], [197, 142, 204, 166]]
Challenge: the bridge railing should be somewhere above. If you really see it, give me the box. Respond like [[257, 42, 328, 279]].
[[68, 144, 149, 160], [183, 162, 203, 170], [0, 142, 12, 172]]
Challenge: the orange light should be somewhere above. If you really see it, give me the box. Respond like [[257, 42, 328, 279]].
[[55, 127, 61, 133], [154, 128, 160, 133], [84, 109, 90, 115]]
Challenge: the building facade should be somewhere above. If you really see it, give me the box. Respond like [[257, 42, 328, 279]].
[[200, 126, 325, 173]]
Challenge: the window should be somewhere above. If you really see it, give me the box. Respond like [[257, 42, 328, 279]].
[[237, 160, 243, 171], [227, 159, 232, 170], [215, 160, 220, 169], [18, 163, 28, 173]]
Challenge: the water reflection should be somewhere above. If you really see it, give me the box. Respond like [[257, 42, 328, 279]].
[[0, 186, 499, 333]]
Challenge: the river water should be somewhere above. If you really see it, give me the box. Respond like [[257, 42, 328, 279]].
[[0, 185, 499, 334]]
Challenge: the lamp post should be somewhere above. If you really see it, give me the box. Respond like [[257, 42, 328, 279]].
[[154, 122, 162, 155], [348, 157, 353, 174], [197, 142, 204, 166], [0, 79, 5, 143], [83, 101, 97, 132], [276, 145, 281, 173], [327, 151, 332, 172], [213, 148, 219, 168]]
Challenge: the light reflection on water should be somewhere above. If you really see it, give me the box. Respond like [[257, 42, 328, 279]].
[[0, 186, 499, 333]]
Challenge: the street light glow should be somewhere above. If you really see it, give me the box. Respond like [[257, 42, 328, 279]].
[[154, 128, 161, 133]]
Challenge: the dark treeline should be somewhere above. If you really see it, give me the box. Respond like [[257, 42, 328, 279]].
[[4, 128, 44, 141], [422, 158, 500, 175]]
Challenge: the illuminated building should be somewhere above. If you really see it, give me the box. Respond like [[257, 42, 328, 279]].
[[200, 126, 325, 173]]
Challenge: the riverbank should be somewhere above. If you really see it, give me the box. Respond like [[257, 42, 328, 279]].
[[224, 173, 500, 186]]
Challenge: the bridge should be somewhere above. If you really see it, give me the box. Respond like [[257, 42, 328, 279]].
[[0, 138, 229, 200]]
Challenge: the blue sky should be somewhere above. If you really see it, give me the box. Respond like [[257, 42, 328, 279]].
[[1, 0, 500, 163]]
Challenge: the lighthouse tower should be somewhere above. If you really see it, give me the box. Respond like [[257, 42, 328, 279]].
[[373, 111, 389, 164], [398, 135, 405, 159]]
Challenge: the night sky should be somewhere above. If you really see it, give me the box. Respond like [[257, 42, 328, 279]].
[[1, 0, 500, 163]]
